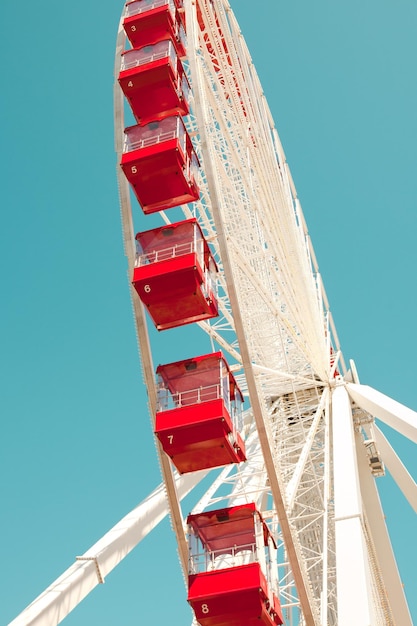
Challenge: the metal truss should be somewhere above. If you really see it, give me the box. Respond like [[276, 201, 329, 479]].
[[9, 1, 416, 625]]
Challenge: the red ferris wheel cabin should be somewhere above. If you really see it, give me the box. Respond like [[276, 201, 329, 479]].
[[123, 0, 186, 59], [155, 351, 246, 473], [187, 503, 284, 626], [118, 39, 190, 125], [132, 219, 218, 330], [120, 115, 200, 213]]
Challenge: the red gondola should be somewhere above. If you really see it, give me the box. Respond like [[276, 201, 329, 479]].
[[120, 116, 200, 213], [155, 351, 246, 473], [119, 40, 190, 124], [123, 0, 186, 59], [133, 219, 218, 330], [187, 503, 284, 626]]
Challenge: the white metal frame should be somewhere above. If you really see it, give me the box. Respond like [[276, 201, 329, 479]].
[[9, 1, 416, 625]]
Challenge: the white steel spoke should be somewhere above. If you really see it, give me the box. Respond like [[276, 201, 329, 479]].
[[374, 425, 417, 514], [347, 383, 417, 444], [286, 388, 328, 512], [9, 473, 208, 626], [10, 1, 415, 624]]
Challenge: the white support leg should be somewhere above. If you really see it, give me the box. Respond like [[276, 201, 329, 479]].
[[320, 390, 330, 625], [332, 385, 374, 626], [347, 383, 417, 444], [286, 388, 328, 512], [356, 427, 413, 626], [9, 471, 208, 626], [374, 425, 417, 514]]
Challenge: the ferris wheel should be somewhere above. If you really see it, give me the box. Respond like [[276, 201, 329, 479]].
[[10, 1, 417, 625]]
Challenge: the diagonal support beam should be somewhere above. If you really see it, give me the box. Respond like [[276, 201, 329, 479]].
[[286, 388, 328, 511], [9, 472, 208, 626], [374, 425, 417, 514], [356, 426, 412, 626], [347, 383, 417, 444]]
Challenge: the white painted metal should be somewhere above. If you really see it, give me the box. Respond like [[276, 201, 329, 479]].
[[9, 472, 208, 626], [356, 425, 412, 626], [9, 1, 416, 624], [112, 1, 417, 623], [184, 3, 319, 622], [320, 390, 331, 625], [285, 389, 328, 512], [114, 7, 192, 578], [347, 383, 417, 444], [374, 424, 417, 514], [332, 385, 379, 626]]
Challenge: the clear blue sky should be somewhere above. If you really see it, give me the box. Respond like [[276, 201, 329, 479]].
[[1, 1, 416, 624]]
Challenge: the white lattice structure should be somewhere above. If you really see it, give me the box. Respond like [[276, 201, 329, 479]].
[[9, 1, 416, 625]]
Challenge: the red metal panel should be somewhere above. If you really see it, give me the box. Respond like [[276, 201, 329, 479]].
[[188, 564, 283, 626], [132, 256, 218, 330], [156, 351, 244, 405], [155, 399, 246, 473], [133, 251, 204, 299], [189, 562, 266, 600], [273, 596, 284, 625], [156, 351, 224, 394], [133, 220, 218, 329], [136, 218, 212, 260], [118, 45, 189, 124], [137, 218, 191, 249], [157, 398, 232, 432], [134, 252, 203, 282], [123, 2, 186, 58], [187, 504, 276, 554], [156, 431, 244, 473], [155, 352, 246, 469], [188, 504, 256, 552], [120, 137, 200, 213]]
